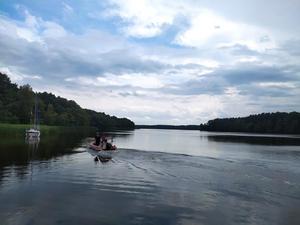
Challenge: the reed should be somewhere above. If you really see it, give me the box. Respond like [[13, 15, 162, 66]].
[[0, 123, 96, 137]]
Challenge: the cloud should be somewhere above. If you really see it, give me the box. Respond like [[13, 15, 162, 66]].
[[0, 12, 171, 83], [165, 64, 300, 97], [104, 0, 179, 37], [103, 0, 283, 53], [0, 2, 299, 124], [0, 67, 41, 83], [280, 39, 300, 56], [62, 2, 74, 15], [65, 73, 164, 89], [174, 9, 277, 52], [218, 44, 260, 56]]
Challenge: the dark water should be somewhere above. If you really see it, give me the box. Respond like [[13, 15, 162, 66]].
[[1, 129, 300, 225]]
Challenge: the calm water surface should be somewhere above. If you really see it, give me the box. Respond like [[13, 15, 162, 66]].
[[1, 129, 300, 225]]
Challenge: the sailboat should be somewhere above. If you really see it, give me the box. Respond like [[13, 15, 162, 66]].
[[26, 96, 40, 138]]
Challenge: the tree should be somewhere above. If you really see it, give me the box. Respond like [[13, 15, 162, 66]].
[[44, 104, 57, 125], [16, 85, 34, 124]]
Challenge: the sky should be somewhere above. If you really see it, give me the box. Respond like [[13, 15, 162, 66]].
[[0, 0, 300, 125]]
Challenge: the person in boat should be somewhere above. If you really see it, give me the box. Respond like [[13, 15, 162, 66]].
[[100, 135, 114, 150], [101, 136, 107, 150], [94, 132, 101, 146], [106, 141, 113, 150]]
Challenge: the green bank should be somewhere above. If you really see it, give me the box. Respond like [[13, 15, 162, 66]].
[[0, 123, 97, 137]]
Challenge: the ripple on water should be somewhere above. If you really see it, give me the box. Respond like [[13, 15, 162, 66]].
[[2, 144, 300, 225]]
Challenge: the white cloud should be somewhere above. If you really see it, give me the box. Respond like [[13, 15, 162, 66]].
[[0, 67, 41, 82], [42, 21, 67, 39], [16, 27, 40, 43], [257, 82, 297, 89], [174, 9, 277, 51], [66, 72, 164, 89], [105, 0, 179, 37], [105, 0, 281, 53], [1, 8, 67, 43]]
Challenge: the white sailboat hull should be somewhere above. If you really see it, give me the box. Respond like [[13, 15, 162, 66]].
[[26, 129, 40, 138]]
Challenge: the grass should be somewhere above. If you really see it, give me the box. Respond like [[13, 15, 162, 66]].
[[0, 123, 58, 136], [0, 123, 96, 137]]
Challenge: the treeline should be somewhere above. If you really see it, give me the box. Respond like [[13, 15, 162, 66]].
[[135, 125, 200, 130], [200, 112, 300, 134], [136, 112, 300, 134], [0, 73, 134, 130]]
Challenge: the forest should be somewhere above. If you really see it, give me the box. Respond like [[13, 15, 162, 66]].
[[0, 73, 135, 130], [199, 112, 300, 134]]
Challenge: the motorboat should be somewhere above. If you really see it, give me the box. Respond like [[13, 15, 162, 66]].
[[89, 142, 117, 151], [88, 142, 117, 158]]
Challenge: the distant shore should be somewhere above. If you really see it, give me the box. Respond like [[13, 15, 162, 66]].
[[136, 112, 300, 134], [135, 125, 200, 130]]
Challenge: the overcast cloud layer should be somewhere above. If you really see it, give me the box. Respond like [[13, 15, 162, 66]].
[[0, 0, 300, 124]]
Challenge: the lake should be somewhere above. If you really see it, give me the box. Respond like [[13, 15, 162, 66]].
[[0, 129, 300, 225]]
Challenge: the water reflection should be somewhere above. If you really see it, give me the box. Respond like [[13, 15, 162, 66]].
[[25, 136, 40, 152], [207, 134, 300, 145], [0, 128, 96, 186]]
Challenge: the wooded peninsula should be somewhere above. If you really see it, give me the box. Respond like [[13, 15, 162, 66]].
[[0, 73, 135, 130]]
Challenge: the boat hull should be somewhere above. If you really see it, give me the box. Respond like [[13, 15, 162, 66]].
[[26, 129, 40, 138], [88, 143, 117, 158]]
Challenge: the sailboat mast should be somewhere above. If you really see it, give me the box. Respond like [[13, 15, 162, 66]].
[[33, 96, 38, 130]]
